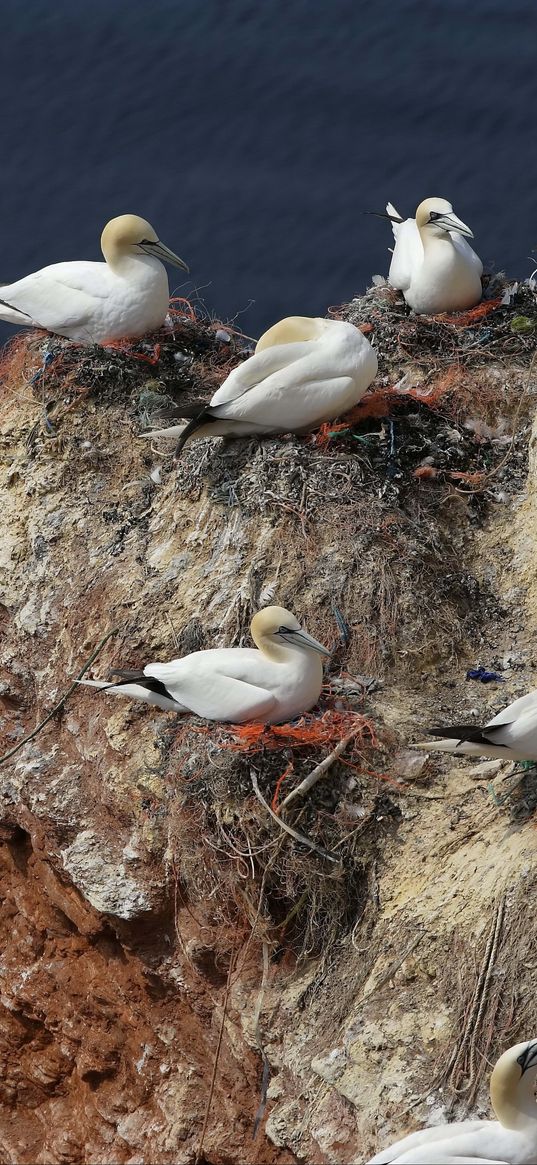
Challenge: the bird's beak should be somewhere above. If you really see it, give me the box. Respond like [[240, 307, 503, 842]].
[[281, 629, 332, 656], [141, 240, 190, 272], [435, 212, 474, 239]]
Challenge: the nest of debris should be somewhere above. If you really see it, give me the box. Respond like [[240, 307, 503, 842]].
[[338, 276, 537, 385], [164, 705, 400, 960], [6, 275, 535, 455], [0, 300, 254, 435]]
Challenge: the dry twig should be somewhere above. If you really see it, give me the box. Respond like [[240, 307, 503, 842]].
[[250, 769, 338, 864], [278, 723, 364, 812]]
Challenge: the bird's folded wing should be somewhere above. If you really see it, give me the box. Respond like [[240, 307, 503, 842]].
[[0, 264, 109, 330], [212, 375, 353, 429], [390, 1138, 506, 1164], [210, 340, 314, 406], [388, 219, 423, 290], [367, 1121, 501, 1164], [0, 284, 96, 331], [451, 234, 484, 276], [146, 663, 277, 722]]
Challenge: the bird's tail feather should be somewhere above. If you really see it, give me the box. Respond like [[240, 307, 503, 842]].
[[141, 424, 185, 440], [76, 678, 165, 702], [146, 400, 211, 426], [415, 738, 480, 755], [141, 401, 217, 453], [423, 722, 510, 745], [416, 738, 457, 752]]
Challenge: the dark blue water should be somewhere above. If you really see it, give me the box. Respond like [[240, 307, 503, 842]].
[[0, 0, 534, 337]]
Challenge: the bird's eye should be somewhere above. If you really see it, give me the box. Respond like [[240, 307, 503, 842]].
[[139, 238, 154, 245], [278, 626, 295, 635], [429, 212, 440, 222]]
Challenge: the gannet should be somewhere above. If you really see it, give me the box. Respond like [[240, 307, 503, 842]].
[[0, 214, 189, 344], [367, 1038, 537, 1164], [144, 315, 378, 455], [77, 606, 330, 724], [417, 688, 537, 762], [385, 198, 483, 314]]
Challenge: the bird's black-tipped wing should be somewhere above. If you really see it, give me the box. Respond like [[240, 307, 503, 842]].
[[174, 409, 218, 457], [150, 399, 211, 424], [176, 400, 213, 419], [0, 297, 32, 319], [425, 722, 514, 745], [110, 669, 174, 701]]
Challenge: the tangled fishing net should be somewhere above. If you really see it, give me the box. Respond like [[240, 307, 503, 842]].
[[164, 705, 396, 959]]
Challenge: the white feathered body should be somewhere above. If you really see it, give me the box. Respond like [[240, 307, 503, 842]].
[[209, 319, 377, 432], [368, 1116, 537, 1163], [148, 319, 378, 443], [79, 645, 324, 724], [0, 253, 170, 343], [387, 203, 483, 315]]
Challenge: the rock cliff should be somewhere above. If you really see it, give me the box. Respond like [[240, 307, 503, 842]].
[[1, 286, 537, 1163]]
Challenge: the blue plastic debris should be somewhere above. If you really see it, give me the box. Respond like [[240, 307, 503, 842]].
[[331, 603, 351, 646], [30, 348, 55, 386], [466, 666, 506, 683]]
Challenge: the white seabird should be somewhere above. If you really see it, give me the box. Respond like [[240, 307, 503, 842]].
[[144, 315, 378, 455], [368, 1038, 537, 1164], [385, 197, 483, 314], [0, 214, 189, 344], [417, 688, 537, 762], [77, 606, 330, 724]]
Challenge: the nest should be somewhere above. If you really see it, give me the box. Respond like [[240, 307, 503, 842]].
[[164, 706, 399, 960], [337, 277, 537, 387], [157, 281, 535, 673], [0, 302, 254, 436]]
